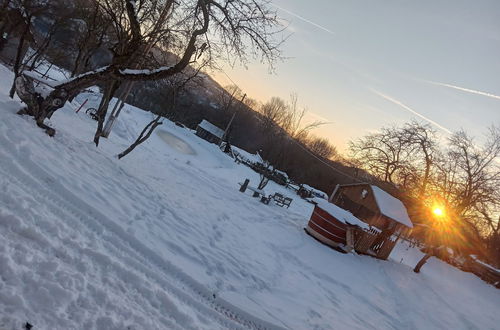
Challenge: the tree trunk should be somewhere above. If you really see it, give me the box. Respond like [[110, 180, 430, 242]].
[[0, 23, 7, 52], [9, 18, 30, 98], [413, 253, 433, 273], [93, 80, 120, 146]]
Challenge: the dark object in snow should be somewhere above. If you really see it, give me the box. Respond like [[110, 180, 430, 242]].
[[260, 192, 292, 207], [414, 246, 444, 273], [24, 322, 33, 329], [270, 193, 292, 208], [414, 254, 433, 273], [14, 74, 64, 136], [239, 179, 249, 193], [85, 108, 100, 121]]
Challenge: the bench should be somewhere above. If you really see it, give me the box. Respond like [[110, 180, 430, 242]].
[[268, 193, 292, 208]]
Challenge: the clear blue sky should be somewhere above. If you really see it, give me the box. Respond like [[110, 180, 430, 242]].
[[215, 0, 500, 151]]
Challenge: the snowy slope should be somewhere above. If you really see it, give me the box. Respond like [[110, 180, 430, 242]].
[[1, 64, 499, 330]]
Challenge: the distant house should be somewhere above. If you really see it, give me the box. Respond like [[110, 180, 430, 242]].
[[329, 183, 413, 233], [195, 119, 224, 144]]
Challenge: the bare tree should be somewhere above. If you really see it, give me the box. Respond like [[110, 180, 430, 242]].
[[260, 96, 287, 131], [305, 135, 337, 159], [8, 0, 50, 98], [70, 0, 109, 77], [117, 66, 206, 159], [349, 126, 411, 184], [400, 121, 437, 198], [432, 127, 500, 226], [15, 0, 284, 137], [259, 94, 326, 167], [281, 93, 324, 140], [217, 84, 242, 113]]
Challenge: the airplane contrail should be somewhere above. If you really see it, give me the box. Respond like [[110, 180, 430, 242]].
[[427, 81, 500, 101], [270, 3, 335, 35], [371, 89, 452, 134]]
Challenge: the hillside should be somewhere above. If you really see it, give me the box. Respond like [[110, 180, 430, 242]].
[[1, 64, 499, 329]]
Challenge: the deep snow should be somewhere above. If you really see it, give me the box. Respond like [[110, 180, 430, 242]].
[[0, 64, 499, 330]]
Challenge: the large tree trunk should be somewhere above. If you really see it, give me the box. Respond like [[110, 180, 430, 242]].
[[9, 18, 30, 98], [93, 80, 121, 146]]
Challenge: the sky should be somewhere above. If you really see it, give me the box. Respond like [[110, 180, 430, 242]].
[[213, 0, 500, 152]]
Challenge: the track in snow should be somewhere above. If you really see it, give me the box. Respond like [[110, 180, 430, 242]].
[[0, 135, 286, 330]]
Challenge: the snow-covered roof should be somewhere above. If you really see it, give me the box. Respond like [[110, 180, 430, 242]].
[[315, 199, 369, 230], [274, 169, 289, 178], [197, 120, 224, 139], [370, 185, 413, 228], [303, 184, 328, 199], [232, 146, 263, 164]]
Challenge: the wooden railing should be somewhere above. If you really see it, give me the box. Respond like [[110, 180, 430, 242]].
[[353, 228, 398, 260]]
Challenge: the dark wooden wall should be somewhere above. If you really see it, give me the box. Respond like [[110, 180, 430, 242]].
[[333, 185, 391, 229]]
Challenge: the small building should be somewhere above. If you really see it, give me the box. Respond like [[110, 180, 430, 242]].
[[306, 183, 413, 259], [329, 183, 413, 234], [195, 119, 224, 144]]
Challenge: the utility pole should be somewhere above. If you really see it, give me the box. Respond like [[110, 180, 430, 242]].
[[220, 93, 246, 146]]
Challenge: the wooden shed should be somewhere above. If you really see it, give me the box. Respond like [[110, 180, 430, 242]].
[[195, 119, 224, 144], [329, 183, 413, 234], [306, 183, 414, 259]]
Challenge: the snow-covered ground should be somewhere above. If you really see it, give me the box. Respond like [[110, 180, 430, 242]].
[[0, 64, 499, 330]]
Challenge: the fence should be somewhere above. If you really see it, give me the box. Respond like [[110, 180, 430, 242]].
[[353, 228, 399, 260], [463, 258, 500, 289]]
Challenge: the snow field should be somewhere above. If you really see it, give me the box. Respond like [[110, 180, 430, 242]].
[[0, 63, 499, 329]]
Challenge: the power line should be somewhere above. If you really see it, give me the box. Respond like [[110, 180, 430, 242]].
[[290, 137, 362, 182], [220, 69, 361, 183]]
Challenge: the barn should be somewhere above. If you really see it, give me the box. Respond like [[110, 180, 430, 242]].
[[195, 119, 224, 144]]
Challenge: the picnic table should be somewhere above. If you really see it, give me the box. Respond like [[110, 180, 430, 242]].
[[261, 192, 293, 208], [238, 179, 292, 208]]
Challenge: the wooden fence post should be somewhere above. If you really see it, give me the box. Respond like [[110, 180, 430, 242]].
[[239, 179, 249, 192]]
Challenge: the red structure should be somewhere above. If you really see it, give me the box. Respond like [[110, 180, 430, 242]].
[[307, 205, 348, 247], [305, 199, 368, 250]]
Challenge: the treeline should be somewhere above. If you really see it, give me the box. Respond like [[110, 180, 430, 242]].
[[349, 122, 500, 265]]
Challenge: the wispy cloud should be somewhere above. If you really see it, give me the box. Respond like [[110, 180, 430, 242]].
[[270, 3, 335, 36], [370, 89, 452, 134], [307, 111, 332, 123], [426, 81, 500, 101]]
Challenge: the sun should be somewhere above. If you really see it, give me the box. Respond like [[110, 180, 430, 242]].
[[433, 207, 444, 217]]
